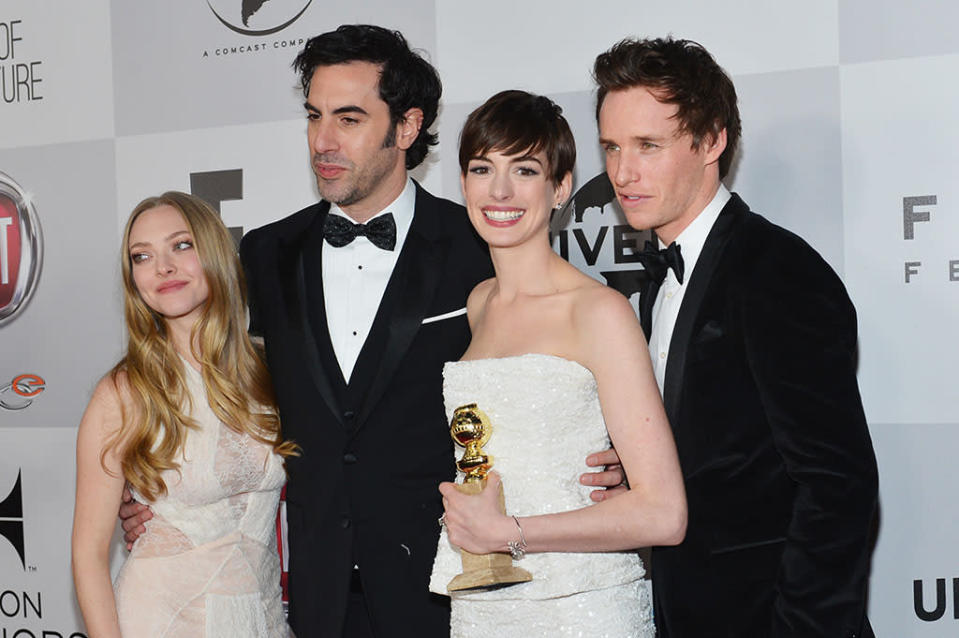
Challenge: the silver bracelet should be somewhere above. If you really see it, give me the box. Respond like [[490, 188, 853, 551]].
[[507, 515, 528, 560]]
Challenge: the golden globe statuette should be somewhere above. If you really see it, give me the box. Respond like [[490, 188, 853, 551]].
[[446, 403, 532, 592]]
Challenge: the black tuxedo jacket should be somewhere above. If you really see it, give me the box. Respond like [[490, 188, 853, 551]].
[[649, 194, 878, 637], [240, 183, 492, 638]]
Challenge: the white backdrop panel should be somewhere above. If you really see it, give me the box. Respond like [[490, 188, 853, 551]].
[[115, 119, 320, 235], [0, 0, 115, 149], [110, 0, 437, 136], [840, 0, 959, 64], [0, 428, 90, 638], [436, 0, 839, 104], [841, 54, 959, 425], [867, 422, 959, 635], [0, 139, 122, 431], [726, 65, 845, 272]]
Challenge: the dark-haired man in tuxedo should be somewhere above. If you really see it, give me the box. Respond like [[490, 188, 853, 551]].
[[237, 24, 486, 638], [593, 37, 878, 637]]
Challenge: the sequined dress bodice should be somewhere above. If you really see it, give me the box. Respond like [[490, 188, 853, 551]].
[[429, 354, 653, 637]]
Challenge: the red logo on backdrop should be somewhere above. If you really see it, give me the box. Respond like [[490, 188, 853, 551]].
[[0, 373, 46, 411], [0, 172, 42, 327]]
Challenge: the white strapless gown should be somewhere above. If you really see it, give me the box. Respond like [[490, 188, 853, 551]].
[[113, 362, 290, 637], [430, 354, 654, 638]]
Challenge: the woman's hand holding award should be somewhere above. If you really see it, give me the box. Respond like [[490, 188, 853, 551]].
[[445, 403, 533, 592]]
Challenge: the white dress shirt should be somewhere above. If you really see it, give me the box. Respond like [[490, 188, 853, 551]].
[[322, 178, 416, 382], [648, 185, 731, 394]]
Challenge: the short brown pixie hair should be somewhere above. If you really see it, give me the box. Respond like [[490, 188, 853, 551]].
[[593, 37, 741, 179], [459, 90, 576, 186]]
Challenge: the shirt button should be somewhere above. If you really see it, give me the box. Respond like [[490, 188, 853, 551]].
[[358, 265, 363, 270], [343, 410, 355, 419], [340, 517, 351, 529], [659, 352, 666, 359], [352, 330, 357, 336], [344, 452, 358, 464], [666, 292, 673, 299]]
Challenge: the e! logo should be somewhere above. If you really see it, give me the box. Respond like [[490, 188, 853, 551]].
[[0, 373, 45, 410]]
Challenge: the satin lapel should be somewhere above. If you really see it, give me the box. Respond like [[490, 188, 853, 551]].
[[662, 194, 745, 423], [351, 191, 445, 433], [286, 204, 347, 425]]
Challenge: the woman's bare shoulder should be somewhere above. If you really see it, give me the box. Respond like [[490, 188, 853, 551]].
[[81, 370, 134, 436], [466, 277, 496, 319], [571, 282, 637, 324]]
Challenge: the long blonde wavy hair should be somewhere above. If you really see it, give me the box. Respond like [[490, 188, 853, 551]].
[[106, 191, 296, 500]]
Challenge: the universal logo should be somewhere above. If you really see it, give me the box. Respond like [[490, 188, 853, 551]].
[[0, 373, 45, 411], [0, 171, 43, 327], [914, 577, 959, 622], [0, 470, 25, 570], [207, 0, 312, 36], [550, 173, 654, 305]]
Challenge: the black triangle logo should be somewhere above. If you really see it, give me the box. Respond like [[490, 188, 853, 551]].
[[0, 470, 25, 569]]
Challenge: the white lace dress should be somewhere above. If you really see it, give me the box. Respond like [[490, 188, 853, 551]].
[[113, 362, 290, 637], [430, 354, 654, 638]]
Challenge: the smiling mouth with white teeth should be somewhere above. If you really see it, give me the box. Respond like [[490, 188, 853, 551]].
[[483, 209, 525, 221]]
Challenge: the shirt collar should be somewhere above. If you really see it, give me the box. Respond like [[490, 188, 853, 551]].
[[660, 184, 730, 285]]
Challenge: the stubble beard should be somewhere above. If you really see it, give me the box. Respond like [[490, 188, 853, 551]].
[[315, 126, 400, 208]]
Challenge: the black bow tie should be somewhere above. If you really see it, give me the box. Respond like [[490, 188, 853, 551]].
[[323, 213, 397, 251], [637, 240, 685, 285]]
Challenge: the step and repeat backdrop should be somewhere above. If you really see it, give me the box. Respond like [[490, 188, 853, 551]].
[[2, 1, 957, 636]]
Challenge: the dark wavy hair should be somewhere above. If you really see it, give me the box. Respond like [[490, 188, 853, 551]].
[[459, 90, 576, 186], [593, 37, 741, 179], [292, 24, 441, 170]]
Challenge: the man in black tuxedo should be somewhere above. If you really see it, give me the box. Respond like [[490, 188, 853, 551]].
[[593, 38, 879, 637], [237, 26, 490, 637]]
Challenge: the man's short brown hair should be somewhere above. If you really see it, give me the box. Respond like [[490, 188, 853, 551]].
[[593, 37, 741, 178]]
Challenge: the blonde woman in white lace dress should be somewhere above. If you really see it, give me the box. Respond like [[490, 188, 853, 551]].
[[72, 192, 297, 637], [429, 91, 687, 637]]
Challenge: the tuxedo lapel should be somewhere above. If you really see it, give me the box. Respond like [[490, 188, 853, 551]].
[[285, 204, 347, 425], [662, 194, 744, 422], [351, 187, 446, 434]]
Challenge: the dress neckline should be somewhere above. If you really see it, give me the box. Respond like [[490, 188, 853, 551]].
[[450, 352, 592, 376]]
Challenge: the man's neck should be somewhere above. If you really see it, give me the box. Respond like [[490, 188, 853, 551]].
[[656, 178, 721, 245], [339, 166, 410, 224]]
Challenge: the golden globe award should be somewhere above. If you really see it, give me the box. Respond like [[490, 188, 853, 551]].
[[446, 403, 532, 592]]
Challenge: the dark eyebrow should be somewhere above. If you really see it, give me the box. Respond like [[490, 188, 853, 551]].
[[598, 135, 668, 146], [511, 155, 543, 166], [333, 105, 368, 116], [303, 102, 369, 117]]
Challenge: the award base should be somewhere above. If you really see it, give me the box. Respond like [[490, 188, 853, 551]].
[[446, 479, 533, 592]]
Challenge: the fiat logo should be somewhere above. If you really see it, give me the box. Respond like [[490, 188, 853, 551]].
[[0, 172, 42, 327]]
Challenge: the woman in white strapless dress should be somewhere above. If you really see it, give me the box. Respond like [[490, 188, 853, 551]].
[[429, 91, 687, 637], [72, 192, 297, 637]]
